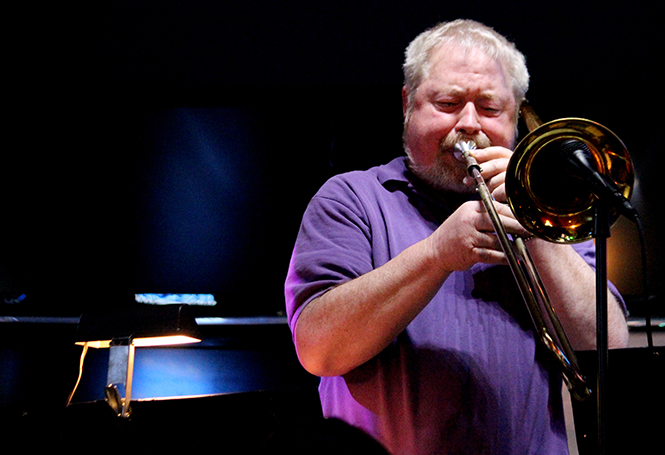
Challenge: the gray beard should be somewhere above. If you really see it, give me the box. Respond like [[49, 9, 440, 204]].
[[405, 132, 491, 194], [407, 155, 471, 194]]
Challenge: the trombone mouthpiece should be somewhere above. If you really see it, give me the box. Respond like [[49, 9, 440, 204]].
[[454, 141, 477, 161], [454, 141, 482, 175]]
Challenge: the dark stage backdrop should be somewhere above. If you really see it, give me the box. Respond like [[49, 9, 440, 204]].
[[3, 1, 661, 318]]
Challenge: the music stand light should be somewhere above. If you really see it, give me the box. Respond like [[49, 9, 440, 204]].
[[75, 304, 201, 418]]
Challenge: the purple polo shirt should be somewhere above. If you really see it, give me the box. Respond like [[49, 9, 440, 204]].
[[285, 156, 612, 455]]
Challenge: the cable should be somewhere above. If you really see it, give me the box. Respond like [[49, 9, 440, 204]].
[[65, 342, 89, 407], [633, 213, 653, 350]]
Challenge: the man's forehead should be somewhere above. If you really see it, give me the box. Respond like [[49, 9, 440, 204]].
[[424, 44, 513, 97], [428, 44, 502, 75]]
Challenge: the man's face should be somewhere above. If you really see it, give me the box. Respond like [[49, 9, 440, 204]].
[[402, 44, 517, 194]]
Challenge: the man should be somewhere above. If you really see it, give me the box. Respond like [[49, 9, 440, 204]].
[[285, 19, 628, 455]]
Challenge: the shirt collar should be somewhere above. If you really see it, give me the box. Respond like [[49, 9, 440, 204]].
[[376, 156, 411, 187], [377, 155, 475, 215]]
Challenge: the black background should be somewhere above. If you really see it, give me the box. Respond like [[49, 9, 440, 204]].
[[3, 1, 661, 317]]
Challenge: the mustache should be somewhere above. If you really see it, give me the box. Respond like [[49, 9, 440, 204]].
[[440, 133, 492, 152]]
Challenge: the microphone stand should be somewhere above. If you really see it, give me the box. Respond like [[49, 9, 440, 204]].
[[593, 200, 611, 455]]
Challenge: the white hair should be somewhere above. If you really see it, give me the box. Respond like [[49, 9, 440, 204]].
[[403, 19, 529, 121]]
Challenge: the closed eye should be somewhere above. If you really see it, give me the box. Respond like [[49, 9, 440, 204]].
[[434, 101, 460, 112], [479, 105, 502, 116]]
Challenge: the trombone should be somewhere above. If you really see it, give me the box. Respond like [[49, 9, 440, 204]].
[[454, 103, 634, 401]]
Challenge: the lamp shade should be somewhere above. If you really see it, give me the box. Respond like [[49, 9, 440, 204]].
[[76, 304, 201, 348]]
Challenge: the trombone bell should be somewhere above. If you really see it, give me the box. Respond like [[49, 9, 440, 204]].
[[506, 118, 634, 243]]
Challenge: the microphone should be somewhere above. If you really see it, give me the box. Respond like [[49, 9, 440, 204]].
[[559, 139, 638, 221]]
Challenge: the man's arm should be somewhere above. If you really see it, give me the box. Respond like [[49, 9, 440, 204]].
[[295, 236, 446, 377], [526, 240, 629, 350], [294, 199, 526, 377]]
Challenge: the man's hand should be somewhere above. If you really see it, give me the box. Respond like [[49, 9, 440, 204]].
[[464, 145, 513, 201]]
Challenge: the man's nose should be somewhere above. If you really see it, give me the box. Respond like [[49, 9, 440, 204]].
[[455, 102, 482, 135]]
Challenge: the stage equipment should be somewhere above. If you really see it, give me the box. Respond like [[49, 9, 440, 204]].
[[73, 304, 201, 417]]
